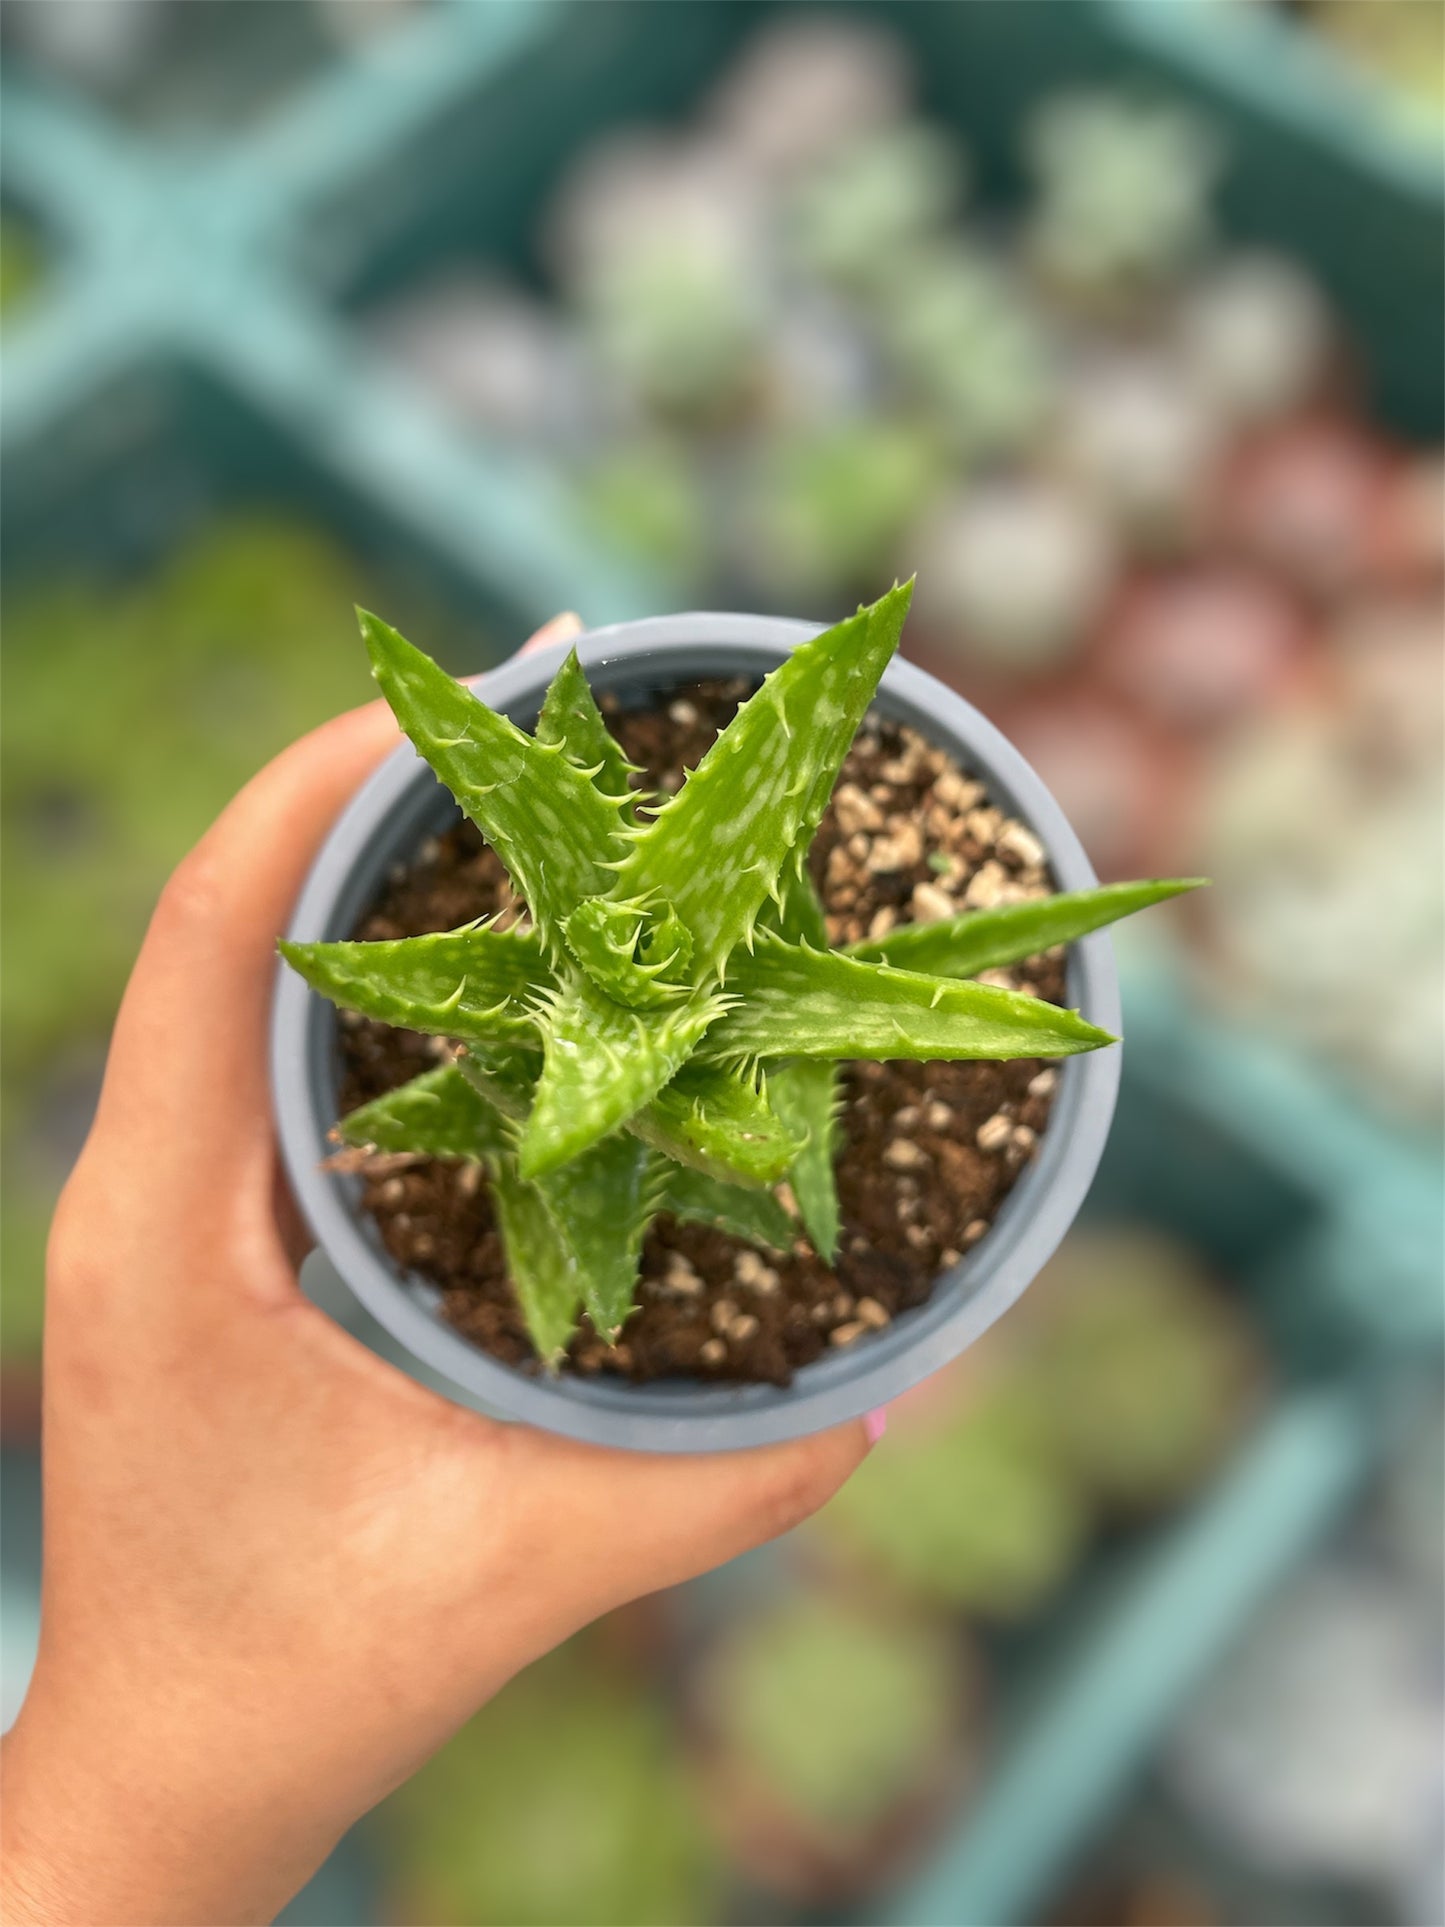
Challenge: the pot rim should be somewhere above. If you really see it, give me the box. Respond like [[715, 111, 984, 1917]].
[[272, 612, 1121, 1452]]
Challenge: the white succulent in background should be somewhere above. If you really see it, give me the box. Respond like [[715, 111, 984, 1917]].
[[786, 125, 967, 298], [705, 14, 913, 181], [369, 274, 576, 443], [1198, 641, 1444, 1121], [912, 480, 1116, 670], [1177, 251, 1332, 427], [1055, 349, 1223, 549], [881, 246, 1059, 464]]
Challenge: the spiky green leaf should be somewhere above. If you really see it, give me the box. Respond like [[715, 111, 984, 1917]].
[[360, 610, 630, 959], [459, 1050, 655, 1344], [760, 844, 830, 949], [707, 935, 1116, 1061], [456, 1041, 542, 1121], [337, 1061, 648, 1352], [562, 896, 691, 1009], [535, 646, 642, 809], [280, 926, 549, 1046], [519, 972, 725, 1179], [848, 880, 1207, 978], [535, 1131, 657, 1341], [336, 1064, 509, 1162], [760, 848, 842, 1257], [459, 1027, 793, 1191], [609, 582, 914, 985], [488, 1170, 584, 1365], [632, 1060, 803, 1189], [662, 1167, 796, 1252], [769, 1058, 844, 1260]]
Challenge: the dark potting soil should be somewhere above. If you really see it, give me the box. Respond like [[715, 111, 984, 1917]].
[[336, 683, 1066, 1387]]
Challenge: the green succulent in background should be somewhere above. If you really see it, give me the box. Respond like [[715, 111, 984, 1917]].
[[693, 1588, 967, 1835], [1025, 93, 1221, 305], [0, 217, 43, 319], [881, 247, 1058, 464], [813, 1375, 1092, 1619], [383, 1638, 718, 1927], [787, 124, 965, 295], [815, 1223, 1260, 1614], [0, 518, 421, 1361], [741, 419, 943, 605], [285, 582, 1200, 1361], [2, 519, 381, 1081], [1023, 1227, 1261, 1513], [575, 440, 710, 585], [582, 241, 764, 426]]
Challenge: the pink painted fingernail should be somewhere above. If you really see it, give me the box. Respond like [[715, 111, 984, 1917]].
[[864, 1407, 888, 1447]]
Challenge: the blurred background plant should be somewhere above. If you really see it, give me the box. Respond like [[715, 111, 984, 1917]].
[[379, 1634, 720, 1927], [1, 3, 1439, 1923], [688, 1587, 976, 1905]]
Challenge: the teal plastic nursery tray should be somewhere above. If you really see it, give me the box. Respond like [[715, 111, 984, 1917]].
[[0, 6, 652, 630]]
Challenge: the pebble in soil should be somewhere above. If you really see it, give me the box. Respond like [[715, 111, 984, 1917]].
[[337, 681, 1066, 1387]]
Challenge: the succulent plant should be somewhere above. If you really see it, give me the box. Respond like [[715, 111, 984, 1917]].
[[705, 14, 912, 180], [1022, 1227, 1260, 1514], [691, 1586, 970, 1853], [810, 1372, 1091, 1618], [787, 125, 965, 296], [581, 239, 765, 427], [741, 419, 942, 604], [1025, 93, 1220, 307], [283, 583, 1200, 1361], [1198, 680, 1443, 1119], [881, 246, 1058, 464], [1176, 252, 1331, 428], [371, 274, 574, 443], [1056, 351, 1223, 549], [383, 1636, 717, 1927], [912, 480, 1116, 670], [575, 440, 710, 585]]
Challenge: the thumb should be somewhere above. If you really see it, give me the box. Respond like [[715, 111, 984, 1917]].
[[519, 611, 584, 657], [496, 1419, 875, 1612]]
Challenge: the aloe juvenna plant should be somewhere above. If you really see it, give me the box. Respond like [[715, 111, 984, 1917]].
[[281, 582, 1201, 1362]]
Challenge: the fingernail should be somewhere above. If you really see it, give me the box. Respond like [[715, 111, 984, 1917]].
[[542, 610, 585, 640], [864, 1407, 888, 1447]]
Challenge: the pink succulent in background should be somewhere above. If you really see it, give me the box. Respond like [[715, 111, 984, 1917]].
[[1100, 568, 1312, 733], [1225, 420, 1391, 599]]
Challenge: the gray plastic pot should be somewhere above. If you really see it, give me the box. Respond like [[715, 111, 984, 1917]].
[[272, 614, 1122, 1452]]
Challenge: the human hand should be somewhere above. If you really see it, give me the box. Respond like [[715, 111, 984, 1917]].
[[1, 614, 874, 1927]]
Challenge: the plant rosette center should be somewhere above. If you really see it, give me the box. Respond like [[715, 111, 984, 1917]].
[[281, 586, 1200, 1381]]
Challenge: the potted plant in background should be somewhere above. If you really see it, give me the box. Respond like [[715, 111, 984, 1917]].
[[686, 1585, 980, 1906], [273, 582, 1201, 1448], [807, 1225, 1262, 1613], [382, 1632, 719, 1927]]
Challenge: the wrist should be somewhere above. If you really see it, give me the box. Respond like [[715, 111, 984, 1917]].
[[2, 1678, 344, 1927]]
